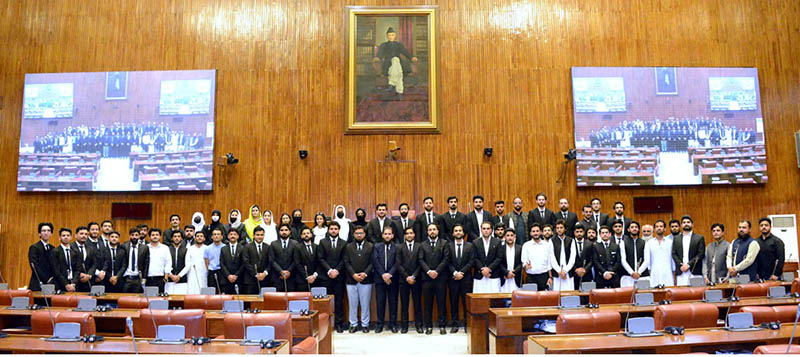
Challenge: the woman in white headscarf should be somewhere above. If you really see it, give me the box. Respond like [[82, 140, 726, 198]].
[[388, 56, 404, 98], [259, 210, 279, 245], [225, 209, 247, 244], [332, 205, 351, 243], [190, 212, 209, 239]]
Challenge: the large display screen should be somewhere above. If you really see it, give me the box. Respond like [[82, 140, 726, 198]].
[[18, 70, 216, 192], [572, 67, 765, 187]]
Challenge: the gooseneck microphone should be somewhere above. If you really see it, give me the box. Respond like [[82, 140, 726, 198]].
[[304, 266, 312, 292], [81, 261, 95, 293], [30, 262, 55, 330], [770, 259, 780, 280], [623, 280, 639, 334], [214, 273, 222, 295], [126, 316, 139, 354], [254, 264, 262, 292], [787, 304, 800, 353], [234, 284, 249, 343], [138, 271, 158, 338]]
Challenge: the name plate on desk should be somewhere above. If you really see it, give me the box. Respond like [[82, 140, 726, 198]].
[[222, 300, 244, 313], [259, 287, 277, 297], [580, 282, 596, 292], [703, 289, 724, 302], [241, 325, 275, 346], [149, 300, 169, 310], [90, 286, 105, 296], [635, 280, 651, 290], [41, 284, 56, 296], [143, 287, 159, 297], [74, 298, 97, 312], [44, 322, 82, 342], [150, 325, 187, 344], [200, 287, 216, 295], [623, 317, 662, 337], [7, 297, 29, 310], [634, 293, 655, 306], [783, 272, 795, 281], [521, 283, 538, 291], [559, 295, 581, 309], [725, 312, 760, 331], [768, 286, 788, 299], [689, 276, 705, 287], [737, 274, 751, 284]]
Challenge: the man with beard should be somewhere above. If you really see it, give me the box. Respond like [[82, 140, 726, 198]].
[[592, 226, 620, 289], [447, 225, 474, 333], [644, 220, 674, 287], [493, 224, 505, 240], [641, 224, 654, 241], [550, 220, 576, 291], [419, 223, 449, 335], [578, 205, 597, 237], [270, 224, 300, 292], [619, 221, 647, 287], [393, 203, 413, 234], [490, 200, 509, 228], [755, 217, 785, 281], [465, 195, 492, 242], [628, 221, 641, 240], [51, 228, 80, 292], [86, 222, 102, 251], [137, 225, 149, 245], [605, 202, 632, 234], [71, 226, 98, 292], [296, 227, 320, 291], [29, 223, 53, 291], [219, 230, 245, 293], [122, 228, 145, 293], [571, 224, 593, 289], [556, 198, 579, 238], [244, 226, 270, 294], [414, 197, 439, 243], [528, 193, 555, 229], [373, 226, 399, 333], [472, 222, 501, 293], [104, 231, 127, 293], [590, 198, 609, 233], [182, 225, 196, 246], [508, 197, 528, 241], [367, 203, 393, 243], [498, 229, 523, 292], [100, 220, 114, 248], [521, 224, 553, 291], [397, 227, 423, 334], [727, 220, 760, 283], [318, 221, 348, 332], [542, 224, 554, 242], [703, 223, 729, 285], [225, 209, 246, 241], [586, 226, 598, 243], [163, 214, 182, 245], [167, 230, 189, 293], [345, 226, 374, 333], [671, 216, 705, 286], [437, 196, 466, 242]]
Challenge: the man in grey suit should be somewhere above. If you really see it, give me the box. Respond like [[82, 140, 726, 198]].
[[703, 223, 729, 284], [671, 215, 705, 285]]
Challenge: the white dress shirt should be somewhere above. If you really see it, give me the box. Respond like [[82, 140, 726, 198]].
[[521, 239, 553, 274], [146, 243, 173, 277], [682, 232, 692, 264], [505, 244, 516, 271]]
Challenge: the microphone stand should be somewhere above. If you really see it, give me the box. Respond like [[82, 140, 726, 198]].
[[787, 304, 800, 353], [138, 272, 158, 339], [214, 272, 222, 295], [234, 284, 248, 344], [254, 264, 262, 293], [304, 266, 312, 292], [126, 316, 138, 355], [623, 280, 638, 335], [30, 262, 55, 331]]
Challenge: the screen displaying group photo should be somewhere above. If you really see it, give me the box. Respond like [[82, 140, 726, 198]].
[[18, 70, 216, 192], [572, 67, 766, 187]]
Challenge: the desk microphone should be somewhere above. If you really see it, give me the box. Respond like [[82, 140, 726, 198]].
[[81, 261, 95, 294], [234, 284, 247, 342], [724, 283, 739, 325], [214, 272, 222, 295], [126, 316, 139, 355], [138, 271, 158, 338], [254, 264, 263, 292], [282, 269, 288, 293], [787, 304, 800, 353], [30, 262, 55, 331], [623, 280, 638, 334], [304, 266, 312, 292], [770, 259, 780, 280]]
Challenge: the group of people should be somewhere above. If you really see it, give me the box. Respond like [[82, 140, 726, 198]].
[[27, 194, 786, 336], [29, 122, 206, 157], [587, 117, 758, 151]]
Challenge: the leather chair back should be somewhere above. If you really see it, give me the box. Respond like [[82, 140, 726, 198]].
[[589, 287, 634, 305], [511, 290, 560, 307], [735, 282, 781, 298], [556, 311, 621, 334], [0, 290, 32, 306], [262, 292, 312, 310], [665, 287, 706, 301], [653, 303, 718, 330], [223, 312, 293, 340], [118, 296, 166, 309], [792, 278, 800, 295], [31, 310, 96, 335], [135, 309, 206, 338], [184, 294, 233, 310], [754, 344, 800, 354], [51, 295, 95, 308], [740, 305, 799, 324]]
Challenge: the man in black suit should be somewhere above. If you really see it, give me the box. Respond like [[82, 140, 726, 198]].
[[446, 225, 474, 333], [397, 227, 423, 334], [392, 203, 414, 240], [296, 227, 320, 291], [318, 222, 347, 332], [220, 229, 246, 294], [28, 222, 54, 291], [671, 215, 705, 285], [414, 197, 439, 243], [578, 205, 598, 236], [605, 202, 632, 235], [473, 221, 502, 293], [571, 224, 594, 290], [270, 224, 300, 292], [490, 200, 511, 228], [592, 226, 621, 288], [50, 228, 80, 292], [104, 231, 127, 293], [244, 226, 270, 294], [167, 230, 188, 288], [498, 229, 523, 289], [551, 220, 576, 291], [418, 223, 450, 335], [373, 226, 400, 333], [367, 203, 393, 243], [556, 198, 579, 238], [344, 226, 374, 333], [71, 226, 98, 292], [121, 228, 146, 293], [464, 195, 493, 242], [437, 196, 466, 242], [528, 193, 556, 229], [590, 198, 609, 233]]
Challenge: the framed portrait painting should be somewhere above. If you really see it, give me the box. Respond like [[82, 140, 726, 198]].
[[345, 6, 440, 134]]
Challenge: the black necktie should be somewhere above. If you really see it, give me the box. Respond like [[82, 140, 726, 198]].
[[578, 242, 583, 255], [257, 244, 262, 257], [428, 213, 432, 224], [111, 248, 116, 275], [78, 245, 85, 261], [385, 245, 389, 270], [173, 248, 179, 271], [358, 244, 362, 253], [131, 245, 137, 272], [307, 244, 313, 256], [408, 243, 413, 252], [282, 241, 287, 249], [231, 244, 236, 256], [563, 212, 567, 219], [604, 242, 609, 250], [332, 239, 336, 250], [457, 243, 462, 261], [65, 248, 72, 277]]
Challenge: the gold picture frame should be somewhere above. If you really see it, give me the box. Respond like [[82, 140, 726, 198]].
[[345, 6, 440, 134]]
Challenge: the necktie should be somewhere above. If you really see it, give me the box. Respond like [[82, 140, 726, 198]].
[[428, 213, 432, 224], [257, 244, 262, 257], [65, 248, 72, 278], [173, 247, 179, 271], [385, 245, 389, 270], [563, 212, 567, 219], [604, 242, 609, 249], [79, 245, 85, 261], [451, 213, 455, 219], [403, 219, 407, 229], [457, 243, 462, 261], [131, 245, 137, 273], [282, 240, 287, 249], [231, 245, 236, 256], [45, 244, 49, 252], [578, 241, 583, 256], [307, 244, 313, 256], [408, 243, 412, 252], [358, 244, 362, 253], [111, 248, 116, 276], [332, 238, 336, 250], [431, 240, 436, 249]]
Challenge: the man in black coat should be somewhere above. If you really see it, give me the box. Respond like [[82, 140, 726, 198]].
[[555, 198, 579, 238], [71, 226, 98, 292], [418, 223, 450, 335], [464, 195, 493, 242], [671, 215, 705, 284], [446, 225, 474, 333], [28, 223, 54, 291], [592, 226, 621, 289], [392, 203, 414, 240], [413, 197, 439, 243], [437, 196, 466, 242], [50, 228, 81, 292], [367, 203, 394, 243], [590, 198, 610, 233], [243, 227, 270, 294], [397, 226, 423, 334], [296, 227, 320, 291], [220, 230, 246, 294], [473, 222, 502, 292], [344, 227, 374, 333], [528, 193, 556, 229], [373, 226, 400, 333], [167, 230, 188, 287], [269, 224, 300, 292], [317, 222, 348, 332], [498, 229, 523, 289], [103, 231, 127, 293], [571, 224, 594, 290], [605, 202, 633, 235]]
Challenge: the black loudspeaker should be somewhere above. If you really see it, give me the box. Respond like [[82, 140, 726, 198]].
[[111, 203, 153, 220], [633, 196, 673, 214]]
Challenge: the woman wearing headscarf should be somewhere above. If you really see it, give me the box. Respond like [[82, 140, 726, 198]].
[[243, 205, 264, 244], [312, 212, 328, 245], [208, 210, 225, 237], [332, 205, 353, 243], [225, 209, 247, 245], [191, 212, 210, 239], [259, 210, 279, 246], [352, 208, 368, 243]]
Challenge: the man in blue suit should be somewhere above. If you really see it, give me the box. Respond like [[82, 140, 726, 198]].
[[373, 226, 400, 333]]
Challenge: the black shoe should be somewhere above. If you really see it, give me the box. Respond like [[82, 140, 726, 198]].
[[336, 325, 343, 333], [463, 325, 468, 333], [425, 328, 433, 335], [401, 327, 408, 334], [375, 325, 383, 333], [416, 326, 424, 334], [440, 327, 447, 335], [349, 326, 357, 333], [362, 326, 370, 333], [450, 326, 459, 333], [391, 326, 399, 333]]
